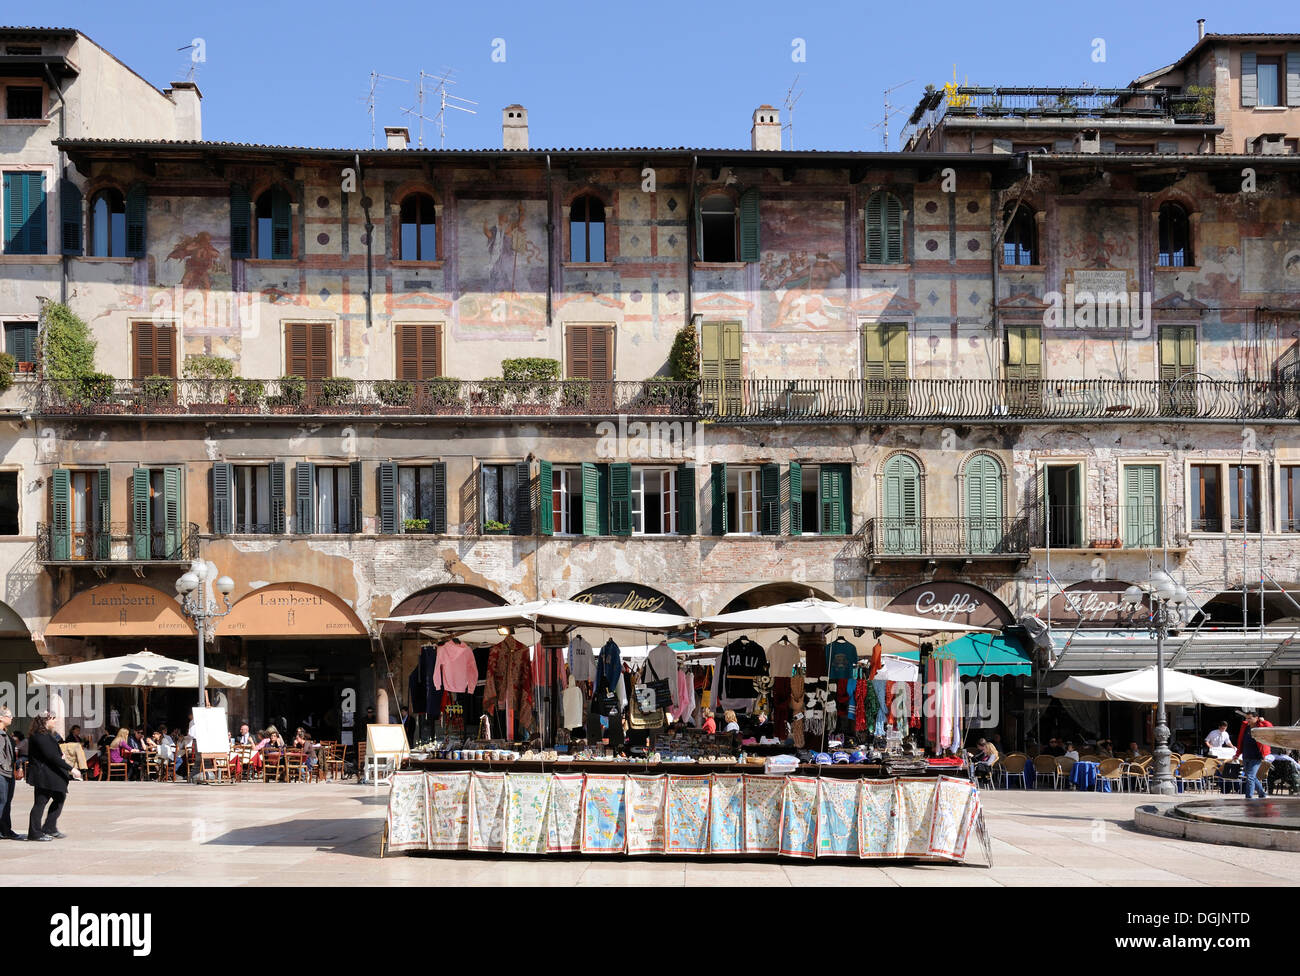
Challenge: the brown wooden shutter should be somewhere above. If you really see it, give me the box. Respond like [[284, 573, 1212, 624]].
[[566, 326, 589, 379], [397, 323, 442, 380], [286, 323, 332, 379], [132, 322, 176, 378], [566, 325, 612, 381]]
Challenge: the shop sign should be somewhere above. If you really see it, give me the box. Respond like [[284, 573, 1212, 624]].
[[223, 582, 368, 637], [1048, 580, 1147, 628], [571, 583, 686, 616], [884, 581, 1013, 629], [46, 583, 195, 637]]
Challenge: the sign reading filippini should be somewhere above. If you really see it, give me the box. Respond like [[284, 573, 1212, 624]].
[[49, 907, 151, 956]]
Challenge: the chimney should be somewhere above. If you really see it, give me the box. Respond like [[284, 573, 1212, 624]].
[[165, 82, 202, 140], [1197, 18, 1206, 40], [385, 126, 410, 150], [503, 105, 529, 150], [751, 104, 781, 151]]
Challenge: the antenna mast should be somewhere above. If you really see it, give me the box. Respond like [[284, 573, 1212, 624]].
[[365, 70, 409, 148], [870, 79, 913, 151], [425, 67, 477, 149], [782, 74, 805, 150]]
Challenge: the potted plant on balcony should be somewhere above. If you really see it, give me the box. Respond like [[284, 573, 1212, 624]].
[[140, 374, 180, 412], [502, 357, 560, 414], [471, 377, 507, 414], [226, 378, 265, 413], [424, 376, 462, 414], [267, 375, 306, 413], [482, 519, 511, 536], [318, 376, 357, 413], [375, 379, 414, 412], [641, 375, 677, 414], [560, 378, 591, 413], [183, 354, 234, 411], [403, 517, 430, 533], [77, 372, 119, 412], [0, 353, 15, 395]]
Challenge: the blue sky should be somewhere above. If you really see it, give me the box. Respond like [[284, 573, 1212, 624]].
[[39, 0, 1297, 150]]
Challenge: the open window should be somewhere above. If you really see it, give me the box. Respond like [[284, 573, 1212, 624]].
[[569, 194, 606, 262], [89, 188, 126, 256], [1042, 462, 1083, 548], [1002, 204, 1037, 265], [698, 193, 736, 262], [130, 466, 185, 559], [1157, 203, 1192, 268], [254, 186, 292, 260], [399, 192, 436, 261]]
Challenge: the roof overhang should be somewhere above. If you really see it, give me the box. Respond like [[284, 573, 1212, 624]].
[[1048, 628, 1300, 671], [0, 54, 78, 79]]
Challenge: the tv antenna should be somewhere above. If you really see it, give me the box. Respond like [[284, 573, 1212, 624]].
[[420, 67, 478, 149], [364, 70, 409, 148], [175, 42, 200, 83], [782, 74, 805, 150], [870, 79, 913, 151]]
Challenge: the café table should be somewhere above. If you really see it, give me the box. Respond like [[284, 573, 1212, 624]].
[[1069, 760, 1112, 792]]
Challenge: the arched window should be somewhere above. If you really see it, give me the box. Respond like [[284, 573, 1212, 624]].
[[89, 188, 126, 257], [865, 191, 903, 264], [1158, 202, 1192, 268], [254, 187, 292, 260], [699, 193, 736, 263], [880, 453, 922, 554], [963, 453, 1005, 554], [569, 195, 606, 262], [1002, 204, 1037, 265], [400, 192, 436, 261]]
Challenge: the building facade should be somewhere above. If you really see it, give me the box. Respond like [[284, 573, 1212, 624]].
[[3, 28, 1300, 743]]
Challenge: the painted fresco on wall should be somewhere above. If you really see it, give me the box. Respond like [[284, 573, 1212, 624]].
[[757, 198, 847, 331], [455, 199, 547, 337], [1057, 202, 1138, 272], [1241, 238, 1300, 294]]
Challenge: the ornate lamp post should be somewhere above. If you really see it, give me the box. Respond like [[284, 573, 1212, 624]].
[[1122, 569, 1188, 797], [176, 561, 235, 707]]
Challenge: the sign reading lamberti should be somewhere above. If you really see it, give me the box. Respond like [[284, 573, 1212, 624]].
[[1047, 580, 1148, 628], [883, 582, 1014, 630], [223, 582, 368, 637], [46, 583, 195, 636]]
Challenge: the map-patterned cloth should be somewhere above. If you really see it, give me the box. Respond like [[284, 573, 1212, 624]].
[[386, 770, 429, 852], [816, 776, 860, 857], [778, 775, 818, 858], [897, 777, 938, 858], [857, 778, 899, 858], [505, 772, 551, 854], [626, 774, 667, 855], [468, 771, 507, 852], [709, 774, 744, 854], [743, 774, 785, 854], [580, 773, 628, 854], [928, 774, 982, 861], [546, 773, 585, 853], [665, 775, 711, 855]]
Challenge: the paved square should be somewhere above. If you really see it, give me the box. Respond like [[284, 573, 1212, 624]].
[[5, 780, 1299, 885]]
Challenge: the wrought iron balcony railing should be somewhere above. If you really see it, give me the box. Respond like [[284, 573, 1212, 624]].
[[36, 522, 201, 563], [1027, 504, 1188, 550], [861, 516, 1034, 558], [935, 87, 1213, 124], [32, 376, 1300, 422]]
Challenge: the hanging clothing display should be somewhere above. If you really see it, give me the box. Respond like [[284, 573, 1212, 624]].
[[433, 639, 478, 694], [826, 637, 859, 681], [714, 637, 765, 707], [569, 635, 595, 683], [789, 674, 805, 748], [868, 641, 883, 680], [645, 641, 679, 707], [669, 669, 695, 723], [766, 638, 799, 678], [597, 639, 622, 691], [483, 636, 534, 738], [562, 677, 585, 730]]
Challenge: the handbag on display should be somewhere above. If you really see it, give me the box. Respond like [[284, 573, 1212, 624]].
[[592, 683, 621, 718], [628, 690, 665, 730], [645, 658, 673, 709]]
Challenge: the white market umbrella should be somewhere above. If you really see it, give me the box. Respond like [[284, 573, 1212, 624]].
[[27, 650, 248, 690], [1049, 667, 1278, 708], [698, 598, 995, 637], [379, 597, 693, 635]]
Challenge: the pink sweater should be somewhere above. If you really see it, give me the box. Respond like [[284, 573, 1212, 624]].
[[432, 640, 478, 694]]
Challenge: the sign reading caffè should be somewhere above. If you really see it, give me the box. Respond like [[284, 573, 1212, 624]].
[[1048, 580, 1148, 628], [884, 582, 1014, 630], [571, 583, 686, 616]]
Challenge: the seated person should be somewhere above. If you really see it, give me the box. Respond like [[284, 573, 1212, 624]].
[[233, 722, 258, 746], [292, 727, 317, 778], [1063, 741, 1080, 762], [153, 727, 175, 767], [722, 710, 741, 734], [1266, 750, 1300, 794]]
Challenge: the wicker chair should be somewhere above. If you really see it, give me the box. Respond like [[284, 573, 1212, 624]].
[[1096, 758, 1126, 792], [1123, 756, 1152, 792], [1057, 756, 1077, 784], [1176, 758, 1207, 793], [1032, 754, 1061, 790], [995, 754, 1028, 790]]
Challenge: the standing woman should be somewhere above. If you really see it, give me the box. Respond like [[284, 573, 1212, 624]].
[[26, 710, 80, 841]]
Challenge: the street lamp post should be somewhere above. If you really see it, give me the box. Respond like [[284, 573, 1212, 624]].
[[1122, 570, 1188, 797], [176, 561, 236, 708]]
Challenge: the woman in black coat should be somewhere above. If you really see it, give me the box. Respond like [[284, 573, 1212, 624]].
[[25, 711, 79, 841]]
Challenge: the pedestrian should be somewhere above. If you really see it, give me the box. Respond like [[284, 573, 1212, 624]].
[[0, 705, 23, 840], [25, 710, 80, 841], [1205, 720, 1232, 751], [1231, 711, 1274, 800]]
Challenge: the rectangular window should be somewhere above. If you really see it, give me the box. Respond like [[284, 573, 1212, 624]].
[[5, 86, 42, 120], [565, 325, 613, 380], [1043, 463, 1083, 547], [863, 322, 908, 414], [69, 469, 102, 558], [1159, 324, 1196, 415], [550, 466, 583, 535], [1257, 56, 1282, 107], [313, 466, 354, 534], [1283, 467, 1300, 533], [726, 467, 761, 535], [395, 322, 442, 380], [1190, 464, 1222, 532], [3, 171, 46, 255], [481, 463, 518, 529], [132, 322, 177, 378], [1229, 464, 1261, 533], [397, 466, 437, 526], [630, 466, 677, 535], [4, 321, 37, 365], [0, 471, 18, 535], [285, 322, 332, 380], [233, 464, 271, 533], [799, 464, 821, 535]]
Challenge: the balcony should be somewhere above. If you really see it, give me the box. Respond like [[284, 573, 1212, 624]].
[[1028, 504, 1188, 551], [860, 516, 1034, 566], [37, 522, 201, 568], [930, 87, 1214, 125], [34, 377, 697, 419]]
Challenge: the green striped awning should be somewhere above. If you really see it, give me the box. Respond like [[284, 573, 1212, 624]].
[[898, 631, 1032, 677]]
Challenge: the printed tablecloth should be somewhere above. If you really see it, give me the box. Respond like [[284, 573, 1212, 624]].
[[387, 771, 983, 861]]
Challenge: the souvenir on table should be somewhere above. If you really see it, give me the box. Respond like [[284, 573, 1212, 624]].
[[626, 774, 668, 855], [816, 776, 860, 858], [897, 776, 938, 858], [385, 770, 430, 853], [665, 775, 711, 855], [927, 775, 982, 861], [546, 773, 586, 853], [742, 774, 785, 855], [708, 773, 744, 854], [426, 771, 471, 851], [468, 770, 507, 852], [857, 778, 899, 858], [778, 775, 818, 858], [505, 772, 552, 854], [580, 773, 628, 854]]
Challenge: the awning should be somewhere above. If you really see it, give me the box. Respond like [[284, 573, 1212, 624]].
[[1049, 628, 1300, 671], [1048, 667, 1279, 708], [895, 632, 1032, 677]]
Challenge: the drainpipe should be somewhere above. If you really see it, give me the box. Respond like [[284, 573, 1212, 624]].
[[687, 155, 697, 326], [357, 154, 373, 331], [545, 154, 553, 329], [46, 65, 68, 304]]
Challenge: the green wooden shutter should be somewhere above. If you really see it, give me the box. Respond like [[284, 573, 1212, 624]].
[[268, 462, 286, 533], [295, 461, 315, 534], [738, 188, 760, 262], [610, 462, 632, 536], [693, 193, 702, 262], [50, 468, 71, 560], [820, 464, 848, 536], [3, 172, 45, 255], [511, 460, 532, 535], [125, 183, 147, 258], [212, 462, 233, 535], [163, 466, 183, 557], [94, 468, 111, 560], [1242, 52, 1258, 107], [60, 179, 82, 256], [538, 460, 554, 536], [788, 462, 803, 536], [711, 462, 727, 535], [1124, 464, 1161, 548], [230, 184, 251, 259], [271, 186, 292, 259], [882, 455, 919, 552], [760, 463, 780, 535], [132, 467, 151, 559], [965, 455, 1002, 554], [865, 192, 883, 264], [581, 462, 599, 536], [884, 193, 902, 263], [5, 323, 36, 364], [1288, 52, 1300, 107], [379, 461, 397, 534], [676, 464, 696, 535], [348, 460, 363, 533], [430, 462, 447, 534]]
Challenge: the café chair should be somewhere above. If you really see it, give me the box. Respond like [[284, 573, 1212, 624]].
[[1175, 758, 1206, 793], [106, 753, 128, 782], [1057, 756, 1076, 783], [261, 751, 283, 783], [1032, 754, 1061, 790], [283, 749, 308, 783], [1096, 758, 1126, 792], [1123, 756, 1152, 792], [324, 743, 346, 782]]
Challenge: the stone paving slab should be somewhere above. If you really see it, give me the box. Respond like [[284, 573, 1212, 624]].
[[2, 780, 1298, 886]]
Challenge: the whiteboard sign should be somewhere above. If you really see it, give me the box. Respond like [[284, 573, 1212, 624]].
[[366, 723, 409, 759], [191, 707, 229, 755]]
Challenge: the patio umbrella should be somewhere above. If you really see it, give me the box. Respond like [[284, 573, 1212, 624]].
[[378, 597, 694, 635], [697, 597, 995, 636], [1048, 667, 1279, 708]]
